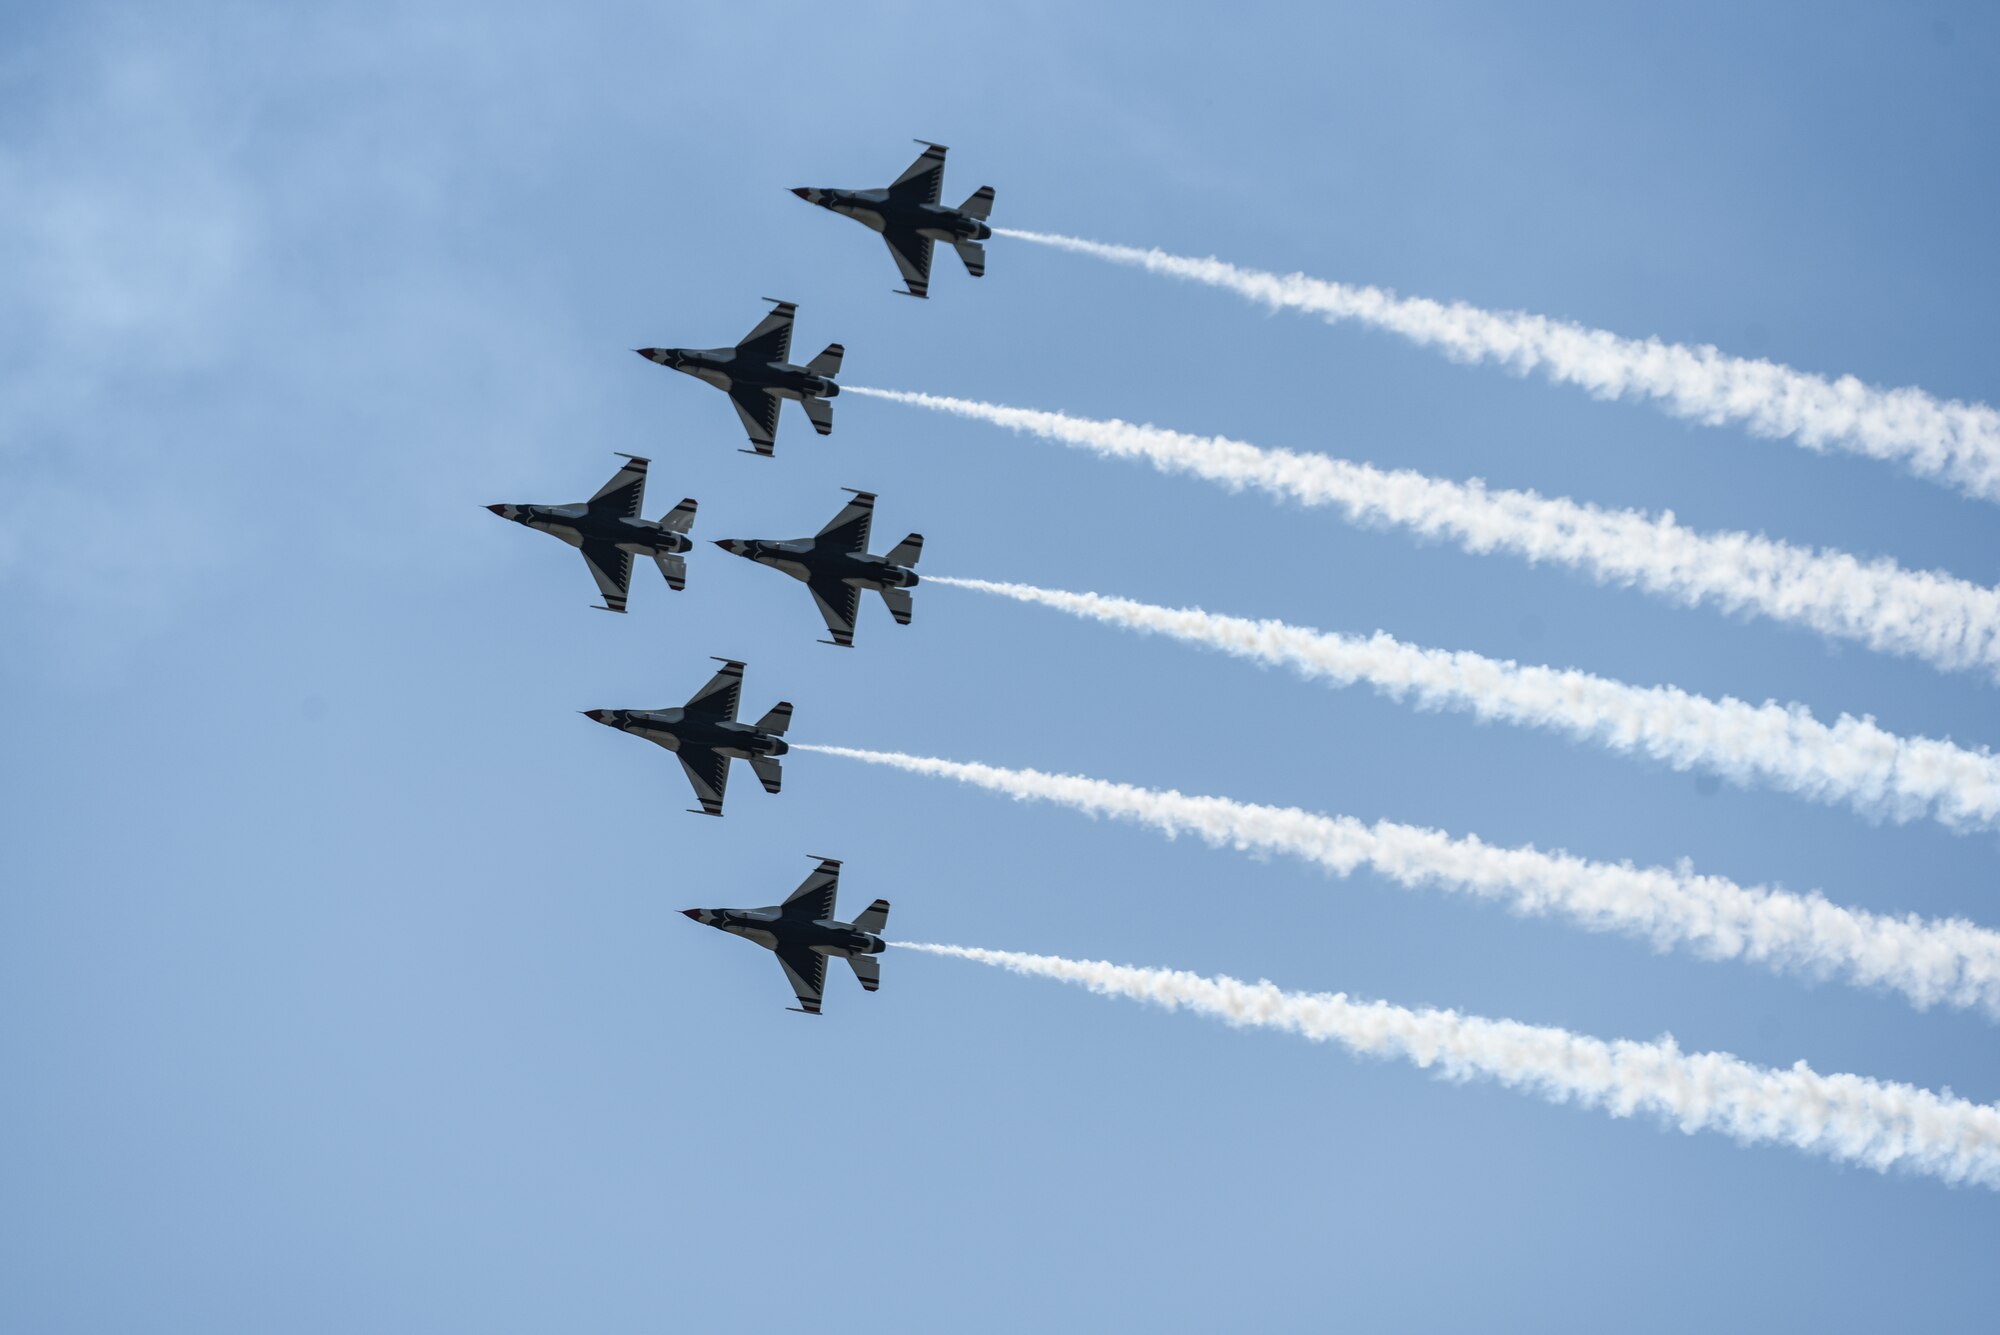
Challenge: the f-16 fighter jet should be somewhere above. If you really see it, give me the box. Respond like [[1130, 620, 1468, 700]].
[[713, 490, 921, 648], [791, 141, 994, 299], [487, 454, 696, 612], [635, 300, 842, 457], [682, 857, 889, 1014], [581, 659, 791, 816]]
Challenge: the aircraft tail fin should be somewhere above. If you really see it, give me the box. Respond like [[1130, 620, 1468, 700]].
[[805, 342, 844, 377], [846, 953, 881, 992], [850, 899, 890, 935], [658, 497, 698, 533], [754, 701, 794, 736], [885, 533, 923, 567], [951, 239, 986, 279], [800, 395, 834, 435], [878, 586, 914, 626], [654, 552, 687, 592], [959, 185, 995, 220], [748, 753, 783, 794]]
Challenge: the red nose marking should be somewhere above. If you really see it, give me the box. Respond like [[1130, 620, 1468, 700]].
[[681, 909, 703, 920]]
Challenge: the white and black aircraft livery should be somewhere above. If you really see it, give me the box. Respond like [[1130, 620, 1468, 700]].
[[713, 489, 922, 647], [791, 141, 994, 299], [681, 857, 889, 1015], [635, 300, 842, 457], [581, 659, 791, 816], [487, 454, 696, 612]]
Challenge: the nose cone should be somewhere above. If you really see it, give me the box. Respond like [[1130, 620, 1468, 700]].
[[680, 908, 704, 921], [634, 348, 664, 364], [713, 538, 748, 556], [581, 709, 615, 726], [486, 503, 512, 518], [790, 187, 810, 199]]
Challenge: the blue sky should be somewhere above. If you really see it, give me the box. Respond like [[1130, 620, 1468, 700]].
[[4, 2, 1998, 1330]]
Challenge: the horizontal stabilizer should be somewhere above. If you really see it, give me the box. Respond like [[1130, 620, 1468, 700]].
[[851, 898, 890, 934], [885, 533, 923, 566], [952, 239, 986, 278], [755, 701, 794, 735], [847, 954, 881, 992], [748, 754, 783, 794], [806, 342, 845, 377], [654, 552, 687, 592], [878, 586, 913, 626], [659, 497, 698, 533], [801, 396, 834, 435], [959, 185, 994, 220]]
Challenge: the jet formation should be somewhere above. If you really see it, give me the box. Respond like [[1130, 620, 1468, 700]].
[[486, 454, 696, 612], [490, 142, 999, 1010], [682, 856, 889, 1014], [583, 659, 791, 817], [714, 490, 921, 647], [792, 141, 995, 299], [636, 300, 842, 457]]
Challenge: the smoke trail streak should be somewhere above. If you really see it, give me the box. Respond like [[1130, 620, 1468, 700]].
[[845, 386, 2000, 679], [995, 227, 2000, 502], [930, 576, 2000, 833], [899, 941, 2000, 1189], [793, 746, 2000, 1017]]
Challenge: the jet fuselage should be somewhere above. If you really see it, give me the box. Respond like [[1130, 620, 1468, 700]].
[[488, 503, 693, 557], [583, 708, 788, 760], [794, 186, 993, 245], [682, 905, 885, 960], [636, 346, 838, 403], [714, 537, 919, 593]]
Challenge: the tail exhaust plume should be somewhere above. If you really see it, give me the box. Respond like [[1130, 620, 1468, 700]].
[[995, 228, 2000, 504], [898, 941, 2000, 1189], [845, 387, 2000, 680], [793, 746, 2000, 1018], [930, 576, 2000, 834]]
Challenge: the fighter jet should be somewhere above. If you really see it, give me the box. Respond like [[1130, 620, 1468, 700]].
[[791, 141, 994, 299], [487, 454, 696, 612], [582, 659, 790, 816], [635, 300, 842, 457], [713, 489, 921, 648], [682, 856, 889, 1015]]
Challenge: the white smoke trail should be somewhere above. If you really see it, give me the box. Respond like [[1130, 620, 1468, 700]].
[[793, 746, 2000, 1017], [899, 941, 2000, 1189], [995, 227, 2000, 503], [845, 386, 2000, 680], [929, 576, 2000, 833]]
